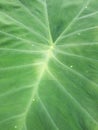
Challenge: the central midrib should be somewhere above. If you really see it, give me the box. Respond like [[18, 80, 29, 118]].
[[21, 1, 54, 128], [22, 46, 54, 129]]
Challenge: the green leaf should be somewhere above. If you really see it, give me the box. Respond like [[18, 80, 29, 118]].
[[0, 0, 98, 130]]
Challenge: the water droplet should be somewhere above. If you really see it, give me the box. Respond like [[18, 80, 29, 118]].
[[32, 99, 35, 102], [14, 126, 17, 129], [70, 65, 73, 68], [85, 6, 88, 9]]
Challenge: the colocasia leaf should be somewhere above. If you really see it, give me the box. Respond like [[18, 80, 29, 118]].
[[0, 0, 98, 130]]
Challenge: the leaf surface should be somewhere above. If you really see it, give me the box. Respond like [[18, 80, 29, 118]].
[[0, 0, 98, 130]]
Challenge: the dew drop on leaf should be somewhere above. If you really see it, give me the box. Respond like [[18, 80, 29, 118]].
[[32, 99, 35, 102], [70, 65, 73, 68], [14, 125, 17, 129]]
